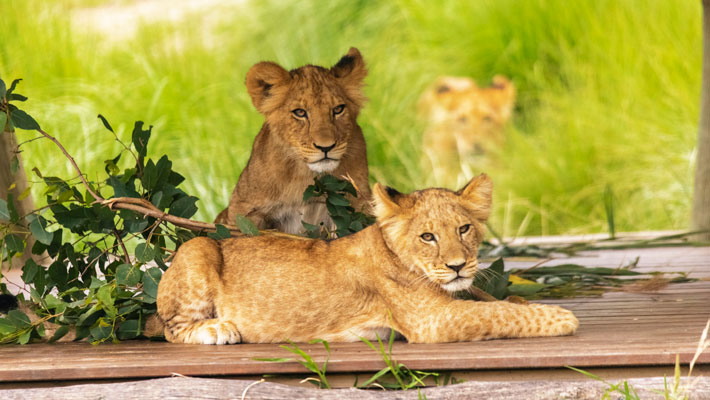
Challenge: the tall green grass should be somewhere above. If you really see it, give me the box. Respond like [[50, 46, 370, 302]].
[[0, 0, 702, 236]]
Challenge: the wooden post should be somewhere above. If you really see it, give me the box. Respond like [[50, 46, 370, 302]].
[[1, 125, 36, 268], [693, 0, 710, 241]]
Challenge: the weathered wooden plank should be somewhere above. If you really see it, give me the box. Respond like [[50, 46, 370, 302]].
[[0, 245, 707, 384], [2, 376, 710, 400]]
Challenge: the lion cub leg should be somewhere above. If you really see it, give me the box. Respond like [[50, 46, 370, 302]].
[[157, 237, 241, 344]]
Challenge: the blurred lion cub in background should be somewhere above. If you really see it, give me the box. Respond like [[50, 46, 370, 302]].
[[420, 75, 515, 186]]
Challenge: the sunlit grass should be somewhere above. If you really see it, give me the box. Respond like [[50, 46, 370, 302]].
[[0, 0, 702, 235]]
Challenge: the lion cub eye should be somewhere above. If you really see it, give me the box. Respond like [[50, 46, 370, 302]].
[[459, 224, 471, 234], [292, 108, 308, 118], [332, 104, 345, 116], [420, 232, 436, 242]]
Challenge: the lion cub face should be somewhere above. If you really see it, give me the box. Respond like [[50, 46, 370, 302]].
[[420, 75, 515, 155], [372, 174, 493, 292], [245, 48, 368, 173]]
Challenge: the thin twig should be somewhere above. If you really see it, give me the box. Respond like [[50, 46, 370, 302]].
[[36, 128, 103, 202], [112, 228, 131, 264]]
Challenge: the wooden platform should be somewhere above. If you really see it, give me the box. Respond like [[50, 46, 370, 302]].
[[0, 244, 709, 387]]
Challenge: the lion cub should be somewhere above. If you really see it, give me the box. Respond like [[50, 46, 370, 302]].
[[158, 174, 578, 344], [215, 48, 371, 234], [420, 76, 515, 186]]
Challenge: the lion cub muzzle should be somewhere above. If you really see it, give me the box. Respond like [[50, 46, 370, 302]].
[[307, 141, 345, 173]]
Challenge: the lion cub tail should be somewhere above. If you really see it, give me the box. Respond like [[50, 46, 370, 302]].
[[143, 314, 165, 338]]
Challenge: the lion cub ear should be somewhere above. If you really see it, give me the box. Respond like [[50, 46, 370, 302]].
[[457, 173, 493, 221], [245, 61, 291, 114], [330, 47, 368, 108], [372, 183, 403, 220]]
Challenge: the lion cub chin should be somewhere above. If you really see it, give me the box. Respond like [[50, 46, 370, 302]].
[[214, 48, 371, 234], [158, 174, 578, 344]]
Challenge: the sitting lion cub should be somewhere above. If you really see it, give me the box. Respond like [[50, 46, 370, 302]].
[[158, 174, 578, 344], [215, 48, 371, 234]]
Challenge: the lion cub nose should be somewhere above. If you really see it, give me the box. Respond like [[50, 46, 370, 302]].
[[445, 261, 466, 273], [314, 143, 336, 154]]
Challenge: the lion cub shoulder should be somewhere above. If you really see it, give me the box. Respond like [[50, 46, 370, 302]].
[[215, 48, 371, 234]]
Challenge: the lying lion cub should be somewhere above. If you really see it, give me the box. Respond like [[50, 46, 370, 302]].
[[215, 48, 371, 234], [158, 174, 578, 344]]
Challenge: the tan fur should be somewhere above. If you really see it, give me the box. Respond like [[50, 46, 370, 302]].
[[215, 48, 371, 234], [159, 174, 578, 344], [420, 76, 515, 186]]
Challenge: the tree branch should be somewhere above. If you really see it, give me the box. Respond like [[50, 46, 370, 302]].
[[34, 128, 307, 241]]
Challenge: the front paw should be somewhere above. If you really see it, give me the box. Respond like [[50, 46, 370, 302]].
[[195, 320, 242, 345]]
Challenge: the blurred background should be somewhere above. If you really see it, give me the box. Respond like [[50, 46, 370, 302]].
[[0, 0, 703, 238]]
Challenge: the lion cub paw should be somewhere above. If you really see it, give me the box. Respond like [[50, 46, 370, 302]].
[[194, 320, 241, 345]]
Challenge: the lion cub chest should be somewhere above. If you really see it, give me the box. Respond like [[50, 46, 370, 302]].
[[269, 200, 331, 235]]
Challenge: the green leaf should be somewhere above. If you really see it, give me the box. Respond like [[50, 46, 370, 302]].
[[10, 108, 40, 130], [117, 319, 141, 340], [97, 114, 114, 133], [48, 326, 70, 343], [0, 198, 9, 221], [9, 155, 19, 174], [96, 285, 115, 308], [107, 176, 140, 198], [5, 233, 25, 253], [303, 185, 320, 202], [0, 79, 6, 98], [116, 264, 142, 286], [21, 259, 39, 283], [474, 258, 510, 300], [208, 224, 232, 240], [326, 193, 350, 207], [168, 196, 198, 218], [0, 318, 15, 335], [89, 276, 105, 289], [18, 329, 31, 344], [131, 121, 152, 168], [235, 214, 259, 236], [8, 310, 31, 328], [8, 93, 27, 101], [90, 323, 113, 342], [507, 283, 546, 296], [28, 215, 54, 245], [48, 261, 68, 290], [135, 243, 156, 263], [6, 79, 21, 95], [141, 267, 162, 299], [43, 294, 66, 313]]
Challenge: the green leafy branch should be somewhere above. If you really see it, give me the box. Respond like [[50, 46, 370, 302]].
[[0, 77, 283, 345], [467, 257, 695, 301], [302, 174, 374, 238]]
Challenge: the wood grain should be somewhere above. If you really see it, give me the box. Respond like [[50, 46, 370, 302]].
[[0, 245, 708, 384], [1, 376, 710, 400]]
